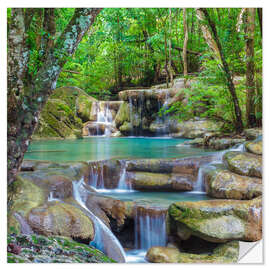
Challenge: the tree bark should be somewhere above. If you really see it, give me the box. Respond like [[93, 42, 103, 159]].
[[168, 8, 174, 87], [196, 8, 244, 132], [257, 8, 262, 38], [183, 8, 189, 87], [245, 8, 256, 127], [7, 8, 102, 184]]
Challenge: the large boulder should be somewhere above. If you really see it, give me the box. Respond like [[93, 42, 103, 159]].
[[34, 99, 83, 139], [245, 140, 262, 155], [34, 86, 97, 139], [168, 197, 262, 243], [223, 151, 262, 178], [146, 241, 239, 263], [207, 138, 245, 150], [171, 119, 222, 139], [27, 202, 94, 242], [205, 167, 262, 200], [126, 171, 193, 191]]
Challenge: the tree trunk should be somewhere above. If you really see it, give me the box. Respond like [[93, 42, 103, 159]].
[[7, 8, 102, 185], [168, 8, 174, 87], [183, 8, 189, 87], [245, 8, 256, 127], [257, 8, 262, 38], [196, 8, 244, 132]]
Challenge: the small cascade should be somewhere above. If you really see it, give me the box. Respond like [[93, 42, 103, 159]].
[[194, 142, 246, 192], [134, 206, 167, 250], [117, 161, 132, 191], [88, 162, 105, 189], [72, 178, 126, 262], [88, 102, 114, 136], [128, 96, 134, 136]]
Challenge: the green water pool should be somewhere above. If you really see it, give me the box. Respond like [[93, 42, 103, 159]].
[[25, 137, 215, 162]]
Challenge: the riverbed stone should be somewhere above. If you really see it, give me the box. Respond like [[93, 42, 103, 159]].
[[245, 140, 262, 155], [223, 151, 262, 178], [171, 119, 222, 139], [27, 201, 94, 241], [126, 171, 193, 191], [204, 167, 262, 200], [146, 241, 239, 263], [244, 128, 262, 140], [169, 197, 262, 243], [208, 138, 245, 150]]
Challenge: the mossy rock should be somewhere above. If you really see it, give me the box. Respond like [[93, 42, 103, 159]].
[[223, 151, 262, 178], [244, 128, 262, 140], [76, 94, 97, 122], [245, 140, 262, 155], [205, 167, 262, 200], [168, 197, 262, 243], [34, 99, 83, 139], [114, 102, 130, 128], [7, 233, 115, 263], [146, 241, 239, 263], [8, 176, 47, 234], [27, 202, 94, 241]]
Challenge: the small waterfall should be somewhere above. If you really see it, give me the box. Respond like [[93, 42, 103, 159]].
[[72, 178, 126, 262], [88, 162, 105, 189], [48, 191, 59, 202], [117, 161, 132, 191], [134, 206, 167, 250], [91, 102, 113, 137], [194, 142, 246, 192], [128, 96, 134, 136]]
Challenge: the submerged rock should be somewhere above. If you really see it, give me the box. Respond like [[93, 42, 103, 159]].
[[223, 151, 262, 178], [146, 241, 239, 263], [245, 140, 262, 155], [205, 167, 262, 200], [28, 201, 94, 242], [168, 197, 262, 243]]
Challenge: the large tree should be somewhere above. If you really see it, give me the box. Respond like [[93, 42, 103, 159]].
[[196, 8, 244, 131], [7, 8, 102, 185]]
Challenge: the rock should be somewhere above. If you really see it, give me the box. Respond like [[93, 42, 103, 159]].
[[205, 167, 262, 200], [126, 156, 214, 175], [8, 176, 47, 234], [244, 128, 262, 140], [245, 140, 262, 155], [223, 151, 262, 178], [208, 138, 246, 150], [114, 102, 130, 128], [146, 241, 239, 263], [171, 119, 222, 139], [7, 233, 115, 263], [126, 171, 193, 191], [34, 99, 83, 139], [76, 94, 97, 122], [168, 197, 262, 243], [82, 121, 115, 136], [119, 122, 133, 134], [28, 202, 94, 241], [183, 138, 204, 147]]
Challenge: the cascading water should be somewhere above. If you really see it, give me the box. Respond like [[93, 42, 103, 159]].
[[117, 161, 132, 191], [128, 96, 134, 136], [88, 162, 105, 189], [193, 142, 246, 192], [92, 102, 114, 136], [134, 206, 167, 250], [72, 178, 126, 262]]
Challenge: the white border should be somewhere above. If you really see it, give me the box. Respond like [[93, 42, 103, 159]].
[[1, 0, 269, 269]]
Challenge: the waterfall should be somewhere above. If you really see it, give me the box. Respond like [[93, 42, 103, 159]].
[[88, 162, 105, 190], [134, 206, 167, 250], [128, 96, 134, 136], [72, 178, 126, 262], [48, 191, 59, 202], [91, 102, 113, 137], [194, 142, 246, 192], [117, 161, 132, 191]]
